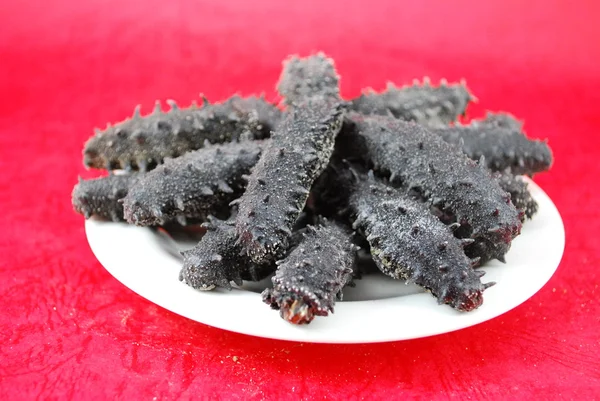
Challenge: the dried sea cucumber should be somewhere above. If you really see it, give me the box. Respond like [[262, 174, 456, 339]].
[[472, 111, 523, 131], [180, 217, 274, 291], [431, 114, 553, 175], [315, 166, 490, 311], [235, 98, 345, 264], [350, 79, 474, 126], [83, 96, 275, 171], [72, 174, 141, 221], [122, 140, 265, 226], [277, 53, 341, 105], [494, 171, 538, 220], [338, 113, 522, 263], [262, 221, 357, 324], [228, 95, 283, 132]]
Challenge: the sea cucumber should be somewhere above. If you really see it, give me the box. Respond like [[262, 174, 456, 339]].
[[122, 140, 265, 226], [235, 98, 344, 264], [431, 114, 553, 175], [228, 95, 283, 133], [350, 79, 474, 126], [277, 53, 341, 105], [315, 166, 491, 311], [494, 171, 538, 221], [180, 217, 274, 291], [83, 96, 275, 171], [72, 173, 141, 221], [262, 221, 357, 324], [338, 113, 522, 263]]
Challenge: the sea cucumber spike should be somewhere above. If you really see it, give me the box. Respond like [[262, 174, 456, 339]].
[[174, 196, 185, 211], [483, 281, 496, 290], [122, 141, 265, 226], [460, 238, 475, 247], [200, 186, 214, 196], [217, 180, 234, 194], [475, 270, 486, 278], [236, 98, 344, 264], [72, 173, 142, 221], [153, 100, 161, 114], [449, 222, 461, 231], [470, 257, 482, 267], [133, 104, 141, 118], [166, 99, 178, 110], [262, 221, 357, 324]]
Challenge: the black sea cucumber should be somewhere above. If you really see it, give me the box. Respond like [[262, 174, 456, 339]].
[[338, 113, 522, 263], [122, 140, 265, 226], [72, 174, 141, 221], [431, 114, 553, 175], [262, 221, 358, 324], [314, 166, 491, 311], [83, 96, 275, 171], [277, 53, 341, 105], [472, 111, 523, 131], [180, 217, 274, 291], [235, 98, 345, 264], [350, 79, 474, 126], [494, 171, 538, 220], [228, 95, 283, 133]]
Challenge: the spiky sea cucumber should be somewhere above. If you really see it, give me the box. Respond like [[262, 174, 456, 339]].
[[180, 217, 274, 291], [235, 98, 345, 265], [430, 114, 553, 175], [228, 95, 283, 133], [338, 113, 522, 263], [494, 171, 538, 220], [83, 96, 275, 171], [72, 174, 141, 221], [122, 140, 265, 226], [350, 79, 474, 126], [277, 53, 341, 105], [262, 221, 357, 324], [473, 111, 523, 131], [315, 166, 490, 311]]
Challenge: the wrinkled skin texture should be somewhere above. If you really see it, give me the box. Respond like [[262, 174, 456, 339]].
[[431, 113, 553, 175], [180, 217, 274, 291], [350, 79, 473, 126], [83, 96, 276, 171], [122, 141, 265, 226], [235, 98, 344, 264], [337, 113, 522, 263], [277, 53, 341, 105], [262, 221, 357, 324], [72, 173, 141, 221]]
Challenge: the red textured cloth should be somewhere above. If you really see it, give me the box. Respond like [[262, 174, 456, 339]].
[[1, 0, 599, 398]]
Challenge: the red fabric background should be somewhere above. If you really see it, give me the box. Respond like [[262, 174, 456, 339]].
[[1, 0, 599, 399]]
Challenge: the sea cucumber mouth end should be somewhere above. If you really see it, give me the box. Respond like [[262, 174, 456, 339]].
[[280, 298, 316, 325]]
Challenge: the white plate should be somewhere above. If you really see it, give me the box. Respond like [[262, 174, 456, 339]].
[[85, 179, 564, 343]]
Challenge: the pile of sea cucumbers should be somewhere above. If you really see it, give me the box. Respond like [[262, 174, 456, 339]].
[[72, 53, 553, 325]]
